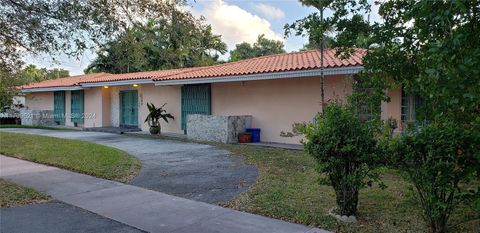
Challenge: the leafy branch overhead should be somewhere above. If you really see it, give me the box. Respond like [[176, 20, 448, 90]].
[[1, 0, 188, 59], [285, 0, 372, 51], [287, 1, 480, 232], [86, 17, 228, 74], [229, 34, 286, 62], [0, 0, 225, 107]]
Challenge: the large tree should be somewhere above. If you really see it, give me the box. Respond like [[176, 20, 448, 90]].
[[285, 0, 372, 53], [20, 64, 69, 84], [86, 15, 227, 74], [229, 34, 286, 62], [0, 0, 186, 107], [1, 0, 188, 59], [287, 1, 480, 232], [85, 29, 148, 74]]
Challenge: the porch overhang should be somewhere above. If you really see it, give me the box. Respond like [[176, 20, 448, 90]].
[[154, 66, 364, 86], [80, 79, 153, 87], [22, 86, 83, 93]]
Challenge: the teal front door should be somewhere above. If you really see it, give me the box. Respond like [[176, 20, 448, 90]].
[[120, 90, 138, 127], [71, 90, 84, 123], [181, 84, 211, 131], [53, 91, 65, 123]]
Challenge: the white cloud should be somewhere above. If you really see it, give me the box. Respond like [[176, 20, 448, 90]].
[[252, 3, 285, 20], [193, 0, 284, 51]]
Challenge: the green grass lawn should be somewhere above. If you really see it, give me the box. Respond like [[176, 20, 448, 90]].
[[127, 133, 479, 233], [0, 179, 51, 208], [0, 132, 141, 182]]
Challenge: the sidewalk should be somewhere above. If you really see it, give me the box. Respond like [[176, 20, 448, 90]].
[[0, 155, 328, 233]]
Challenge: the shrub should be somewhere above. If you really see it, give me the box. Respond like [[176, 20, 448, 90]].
[[393, 122, 480, 233], [300, 102, 383, 216]]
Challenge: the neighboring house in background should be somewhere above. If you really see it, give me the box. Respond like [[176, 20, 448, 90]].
[[12, 95, 25, 110], [0, 95, 25, 124], [20, 49, 412, 144]]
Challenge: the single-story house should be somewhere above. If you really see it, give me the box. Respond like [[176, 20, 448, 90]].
[[20, 49, 416, 144]]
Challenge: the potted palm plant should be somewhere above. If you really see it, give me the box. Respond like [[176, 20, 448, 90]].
[[144, 103, 174, 135]]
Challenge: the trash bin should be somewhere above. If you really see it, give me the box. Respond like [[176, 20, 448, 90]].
[[246, 128, 261, 143], [238, 133, 252, 143]]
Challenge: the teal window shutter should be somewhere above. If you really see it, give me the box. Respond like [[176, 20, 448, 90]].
[[53, 91, 65, 123], [181, 84, 211, 130], [71, 90, 84, 123]]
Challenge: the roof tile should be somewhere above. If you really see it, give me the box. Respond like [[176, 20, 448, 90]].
[[21, 73, 110, 89], [22, 49, 365, 89], [155, 49, 364, 81]]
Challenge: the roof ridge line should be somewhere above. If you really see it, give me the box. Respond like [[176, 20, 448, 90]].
[[152, 66, 212, 81]]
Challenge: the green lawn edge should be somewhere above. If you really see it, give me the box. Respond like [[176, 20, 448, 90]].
[[0, 179, 51, 208], [125, 133, 479, 233], [0, 132, 141, 183]]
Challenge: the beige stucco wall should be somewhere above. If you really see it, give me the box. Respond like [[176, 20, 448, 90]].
[[82, 87, 113, 128], [382, 88, 402, 132], [83, 88, 102, 128], [22, 75, 404, 143], [211, 75, 353, 144], [65, 91, 73, 126], [140, 84, 182, 133], [25, 92, 53, 110], [101, 88, 111, 127], [102, 84, 181, 133]]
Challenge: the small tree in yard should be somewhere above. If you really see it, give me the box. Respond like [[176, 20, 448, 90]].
[[393, 122, 480, 233], [288, 1, 480, 231], [300, 102, 383, 217]]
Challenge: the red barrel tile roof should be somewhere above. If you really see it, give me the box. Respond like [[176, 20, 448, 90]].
[[152, 49, 365, 81], [21, 49, 365, 89], [21, 73, 110, 89], [79, 67, 203, 83]]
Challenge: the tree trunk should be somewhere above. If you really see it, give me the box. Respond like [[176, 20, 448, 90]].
[[335, 187, 359, 216]]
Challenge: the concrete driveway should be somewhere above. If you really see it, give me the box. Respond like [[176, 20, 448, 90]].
[[0, 128, 258, 204]]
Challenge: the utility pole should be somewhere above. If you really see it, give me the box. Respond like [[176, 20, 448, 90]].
[[320, 7, 325, 113]]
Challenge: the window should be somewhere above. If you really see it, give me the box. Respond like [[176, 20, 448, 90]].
[[354, 79, 380, 122], [401, 89, 426, 129]]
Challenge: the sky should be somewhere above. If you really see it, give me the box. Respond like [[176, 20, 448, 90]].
[[24, 0, 380, 75]]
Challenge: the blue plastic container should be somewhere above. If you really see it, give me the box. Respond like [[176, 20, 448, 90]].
[[246, 128, 261, 143]]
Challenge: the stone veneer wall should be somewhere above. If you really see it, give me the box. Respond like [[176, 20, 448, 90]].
[[20, 110, 55, 126], [186, 114, 252, 143]]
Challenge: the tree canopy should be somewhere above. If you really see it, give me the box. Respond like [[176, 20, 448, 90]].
[[1, 0, 188, 61], [287, 1, 480, 232], [229, 34, 286, 62], [0, 0, 187, 107], [86, 16, 227, 74], [287, 0, 479, 124], [285, 0, 372, 52], [20, 65, 69, 84]]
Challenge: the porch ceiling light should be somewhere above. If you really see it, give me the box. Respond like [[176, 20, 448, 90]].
[[133, 84, 139, 87], [103, 86, 109, 89]]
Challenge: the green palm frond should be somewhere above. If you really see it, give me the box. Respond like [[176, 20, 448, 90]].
[[144, 102, 174, 126]]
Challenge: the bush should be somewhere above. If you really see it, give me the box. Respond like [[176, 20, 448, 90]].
[[393, 122, 480, 233], [300, 102, 383, 216]]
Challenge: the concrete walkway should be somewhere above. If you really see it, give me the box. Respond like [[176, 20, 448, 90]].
[[0, 128, 257, 204], [0, 156, 327, 233]]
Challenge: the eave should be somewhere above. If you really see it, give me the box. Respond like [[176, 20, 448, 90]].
[[154, 66, 363, 86]]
